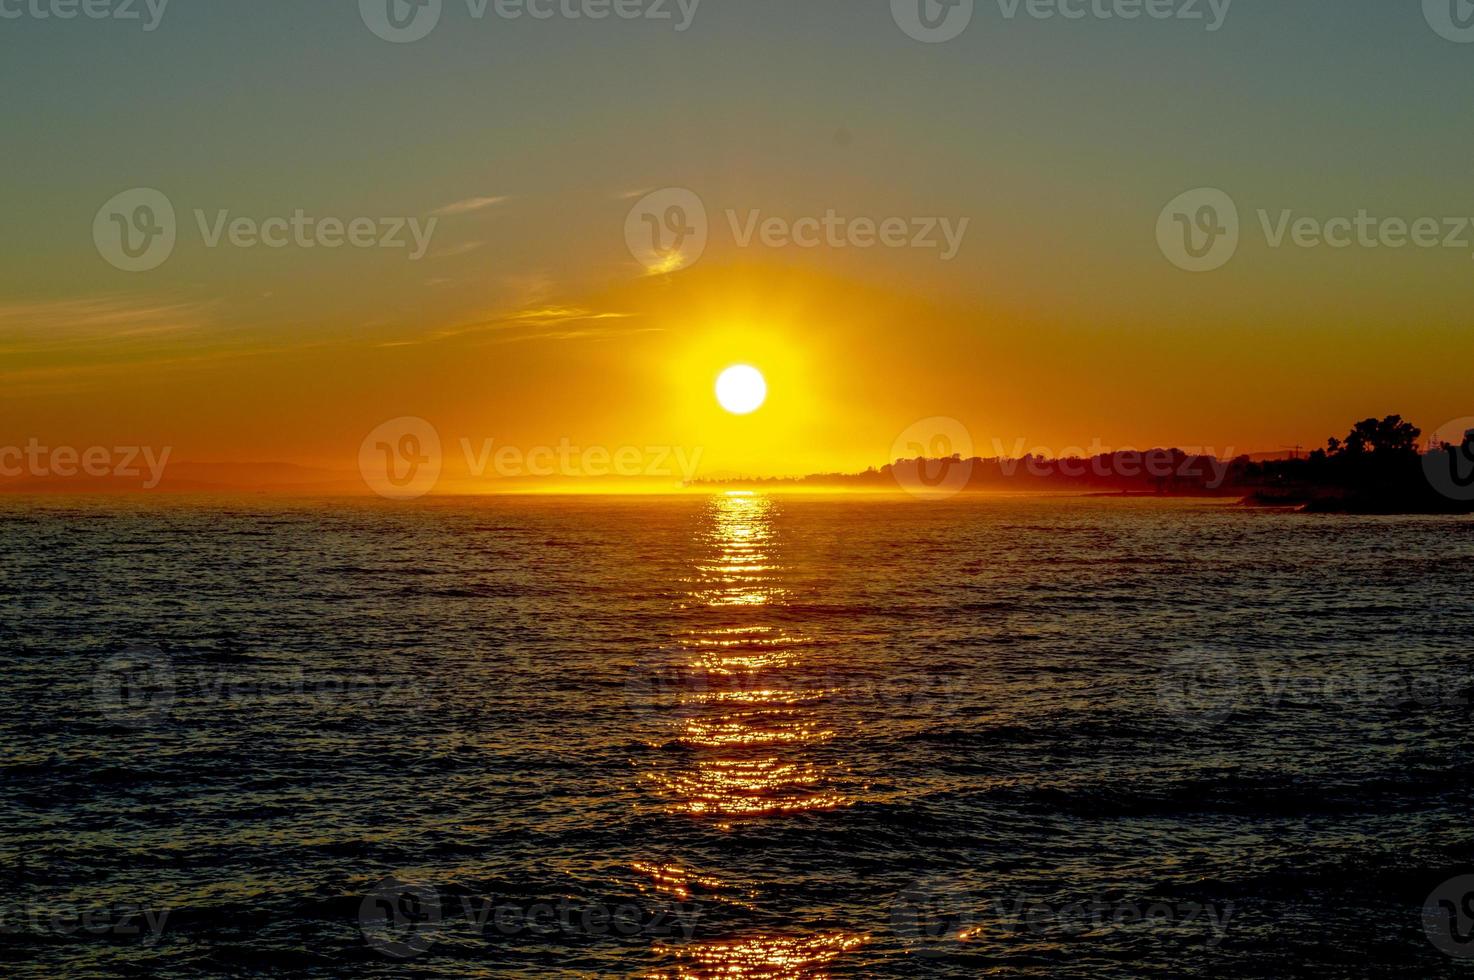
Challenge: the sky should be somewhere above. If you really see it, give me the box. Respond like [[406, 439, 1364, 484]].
[[2, 0, 1472, 489]]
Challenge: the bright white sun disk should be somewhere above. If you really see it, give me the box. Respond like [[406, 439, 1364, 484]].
[[716, 365, 767, 415]]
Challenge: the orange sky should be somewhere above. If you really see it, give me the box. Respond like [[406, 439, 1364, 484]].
[[5, 4, 1473, 492], [3, 252, 1468, 493]]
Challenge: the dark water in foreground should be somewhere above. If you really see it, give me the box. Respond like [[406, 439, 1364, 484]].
[[1, 494, 1471, 977]]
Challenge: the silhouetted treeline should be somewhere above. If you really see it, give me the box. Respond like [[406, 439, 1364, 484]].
[[1243, 415, 1472, 513], [694, 415, 1474, 513]]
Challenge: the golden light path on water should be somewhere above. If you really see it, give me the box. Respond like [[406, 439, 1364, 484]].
[[644, 493, 867, 977], [655, 933, 869, 979], [654, 493, 847, 818]]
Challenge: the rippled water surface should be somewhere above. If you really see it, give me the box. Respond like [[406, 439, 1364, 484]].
[[2, 494, 1471, 977]]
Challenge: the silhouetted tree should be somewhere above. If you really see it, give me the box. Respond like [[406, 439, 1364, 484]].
[[1332, 415, 1421, 458]]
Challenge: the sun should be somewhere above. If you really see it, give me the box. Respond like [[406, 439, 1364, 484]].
[[716, 365, 767, 415]]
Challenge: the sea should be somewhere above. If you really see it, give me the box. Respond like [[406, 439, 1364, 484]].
[[1, 494, 1471, 977]]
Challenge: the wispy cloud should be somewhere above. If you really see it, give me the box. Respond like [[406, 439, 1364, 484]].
[[432, 196, 509, 216], [0, 297, 212, 356], [0, 343, 315, 397], [429, 240, 485, 260], [477, 323, 663, 346], [0, 296, 344, 398], [379, 304, 651, 349], [502, 306, 633, 326]]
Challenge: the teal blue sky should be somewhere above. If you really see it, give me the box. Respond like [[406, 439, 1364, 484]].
[[6, 0, 1471, 307]]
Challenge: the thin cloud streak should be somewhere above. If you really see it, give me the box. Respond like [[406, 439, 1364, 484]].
[[377, 305, 648, 349], [0, 297, 213, 356], [429, 241, 485, 259], [432, 196, 510, 216]]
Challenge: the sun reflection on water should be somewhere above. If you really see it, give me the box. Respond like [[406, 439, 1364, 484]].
[[640, 494, 864, 976], [655, 493, 850, 819], [650, 932, 868, 979]]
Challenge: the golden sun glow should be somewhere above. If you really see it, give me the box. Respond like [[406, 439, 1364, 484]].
[[716, 365, 767, 415]]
